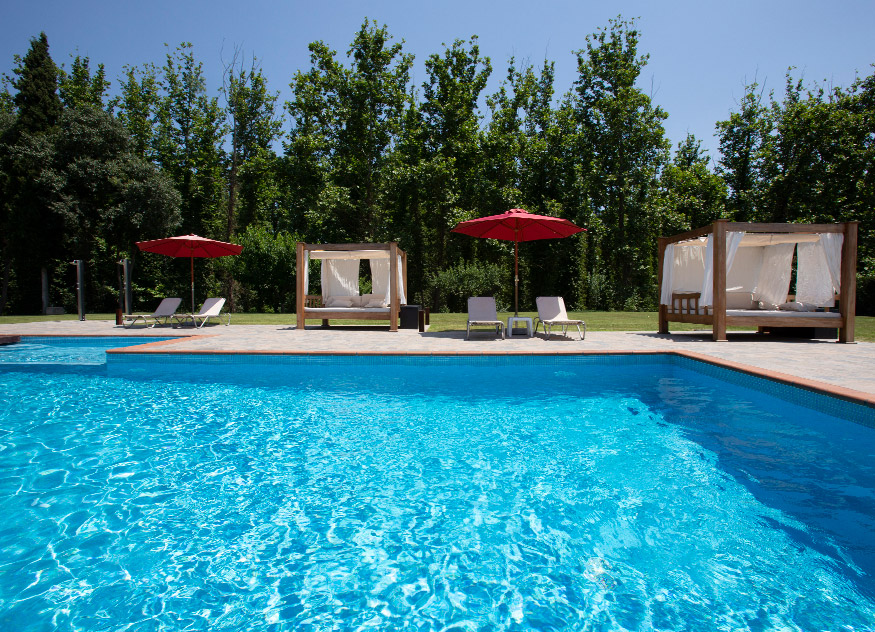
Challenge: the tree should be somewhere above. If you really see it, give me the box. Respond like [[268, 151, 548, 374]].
[[2, 32, 65, 313], [285, 20, 412, 242], [114, 64, 160, 160], [222, 50, 282, 235], [658, 134, 727, 234], [59, 55, 110, 110], [51, 106, 181, 310], [716, 82, 771, 221], [10, 32, 62, 136], [419, 36, 491, 308], [572, 17, 670, 309], [154, 43, 226, 237]]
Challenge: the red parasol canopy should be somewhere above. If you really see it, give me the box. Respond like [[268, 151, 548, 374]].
[[452, 209, 586, 315], [136, 234, 243, 311]]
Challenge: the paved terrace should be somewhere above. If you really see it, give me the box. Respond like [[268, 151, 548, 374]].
[[1, 320, 873, 404]]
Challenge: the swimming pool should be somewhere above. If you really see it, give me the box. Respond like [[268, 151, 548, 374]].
[[1, 343, 874, 630], [0, 336, 173, 365]]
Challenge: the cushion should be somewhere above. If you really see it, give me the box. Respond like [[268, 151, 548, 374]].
[[357, 293, 386, 308], [325, 296, 354, 308], [725, 291, 754, 309], [348, 295, 365, 308], [778, 301, 812, 312]]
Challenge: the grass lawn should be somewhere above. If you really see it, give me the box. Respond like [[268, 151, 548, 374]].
[[2, 311, 874, 342]]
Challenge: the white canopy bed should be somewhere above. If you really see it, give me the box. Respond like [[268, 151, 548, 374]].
[[295, 242, 407, 331], [658, 221, 858, 342]]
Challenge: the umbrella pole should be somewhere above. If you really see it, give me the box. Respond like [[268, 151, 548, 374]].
[[190, 255, 195, 312], [514, 240, 519, 316]]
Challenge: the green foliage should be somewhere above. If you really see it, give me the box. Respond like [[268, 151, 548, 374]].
[[11, 32, 62, 136], [59, 55, 110, 110], [426, 261, 506, 313], [657, 134, 727, 234], [572, 17, 670, 309], [223, 51, 282, 236], [1, 22, 872, 317], [227, 225, 299, 312], [285, 20, 412, 242]]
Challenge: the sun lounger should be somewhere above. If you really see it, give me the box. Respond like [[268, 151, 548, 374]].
[[122, 298, 182, 328], [466, 297, 504, 340], [172, 297, 228, 328], [535, 296, 585, 340]]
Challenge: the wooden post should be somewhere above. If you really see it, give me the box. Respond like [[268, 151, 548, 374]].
[[657, 236, 669, 334], [296, 242, 305, 330], [389, 242, 399, 331], [712, 220, 728, 341], [839, 221, 858, 343]]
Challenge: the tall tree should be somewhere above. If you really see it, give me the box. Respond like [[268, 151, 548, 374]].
[[59, 55, 110, 110], [285, 20, 412, 242], [154, 43, 225, 237], [419, 36, 491, 308], [2, 32, 65, 313], [658, 134, 727, 234], [222, 50, 282, 235], [573, 17, 670, 308], [114, 64, 160, 160], [10, 32, 62, 136], [715, 82, 771, 222]]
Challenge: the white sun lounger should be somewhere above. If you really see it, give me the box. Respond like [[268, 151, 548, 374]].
[[466, 297, 504, 340], [172, 297, 229, 328], [122, 297, 182, 328], [535, 296, 585, 340]]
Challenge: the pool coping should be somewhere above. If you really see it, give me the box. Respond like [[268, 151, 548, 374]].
[[98, 336, 875, 410]]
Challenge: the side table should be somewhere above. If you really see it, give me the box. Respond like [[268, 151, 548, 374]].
[[506, 316, 533, 338]]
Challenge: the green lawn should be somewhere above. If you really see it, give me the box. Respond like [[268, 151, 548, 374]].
[[2, 311, 874, 342]]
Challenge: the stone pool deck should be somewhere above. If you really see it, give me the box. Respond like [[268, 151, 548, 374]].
[[1, 320, 873, 405]]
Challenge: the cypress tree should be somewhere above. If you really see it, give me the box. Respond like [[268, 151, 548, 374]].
[[12, 32, 62, 136]]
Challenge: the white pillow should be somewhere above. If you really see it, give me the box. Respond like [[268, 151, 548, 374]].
[[725, 291, 754, 309], [348, 295, 365, 308], [366, 298, 387, 308], [325, 296, 353, 308]]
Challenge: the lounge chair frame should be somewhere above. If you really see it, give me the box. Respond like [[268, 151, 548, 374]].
[[535, 297, 586, 340], [172, 298, 229, 328], [466, 297, 505, 340], [122, 298, 182, 328]]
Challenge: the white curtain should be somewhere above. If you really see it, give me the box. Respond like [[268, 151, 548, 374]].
[[321, 259, 360, 297], [370, 256, 406, 305], [659, 245, 675, 306], [700, 231, 744, 306], [303, 250, 309, 296], [821, 233, 843, 295], [797, 234, 843, 307], [753, 243, 795, 308]]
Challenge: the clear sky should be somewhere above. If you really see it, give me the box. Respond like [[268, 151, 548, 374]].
[[3, 0, 873, 160]]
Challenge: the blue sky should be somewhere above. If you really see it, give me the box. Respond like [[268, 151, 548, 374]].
[[3, 0, 873, 160]]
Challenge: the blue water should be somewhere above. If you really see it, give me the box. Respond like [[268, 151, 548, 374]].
[[0, 337, 172, 365], [0, 345, 874, 631]]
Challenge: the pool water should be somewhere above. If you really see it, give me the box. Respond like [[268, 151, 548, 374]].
[[0, 337, 173, 365], [0, 348, 874, 630]]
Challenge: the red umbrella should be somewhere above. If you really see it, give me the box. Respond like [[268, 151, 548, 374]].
[[136, 234, 243, 311], [452, 209, 586, 315]]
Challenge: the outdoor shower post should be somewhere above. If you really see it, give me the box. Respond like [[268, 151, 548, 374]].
[[119, 258, 132, 314], [71, 260, 85, 321]]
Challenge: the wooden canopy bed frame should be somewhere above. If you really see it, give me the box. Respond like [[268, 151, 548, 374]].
[[658, 220, 858, 342], [295, 242, 407, 331]]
